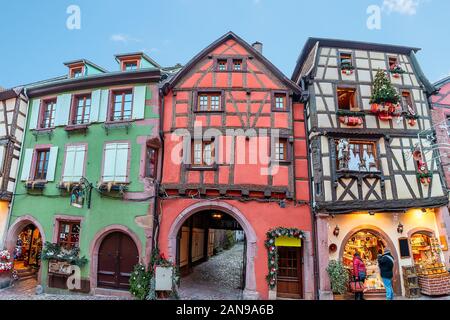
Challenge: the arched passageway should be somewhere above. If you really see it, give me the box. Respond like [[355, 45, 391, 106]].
[[175, 210, 247, 299]]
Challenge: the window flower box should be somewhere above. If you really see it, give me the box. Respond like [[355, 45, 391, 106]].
[[98, 182, 128, 194], [25, 181, 46, 191], [403, 106, 419, 126], [64, 123, 89, 134], [340, 63, 355, 75], [57, 181, 80, 192], [370, 102, 400, 121], [389, 64, 406, 78], [336, 110, 365, 127]]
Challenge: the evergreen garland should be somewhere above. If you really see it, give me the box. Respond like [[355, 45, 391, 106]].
[[264, 227, 304, 289], [129, 264, 152, 300], [370, 69, 400, 105], [41, 242, 88, 266]]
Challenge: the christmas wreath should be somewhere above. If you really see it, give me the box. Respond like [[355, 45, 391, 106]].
[[265, 227, 304, 289]]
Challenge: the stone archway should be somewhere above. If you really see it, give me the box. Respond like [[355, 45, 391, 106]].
[[5, 215, 46, 284], [167, 200, 259, 299], [339, 225, 402, 295], [90, 225, 143, 296]]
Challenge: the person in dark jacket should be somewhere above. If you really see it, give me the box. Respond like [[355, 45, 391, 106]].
[[352, 253, 367, 300], [378, 249, 395, 300]]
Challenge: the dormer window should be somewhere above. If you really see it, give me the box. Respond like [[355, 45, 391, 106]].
[[122, 60, 139, 71], [70, 67, 84, 78]]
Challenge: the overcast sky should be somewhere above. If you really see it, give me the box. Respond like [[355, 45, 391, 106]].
[[1, 0, 449, 88]]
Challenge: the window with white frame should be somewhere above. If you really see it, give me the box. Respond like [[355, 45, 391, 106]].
[[192, 140, 215, 166], [102, 142, 130, 182], [62, 145, 86, 182]]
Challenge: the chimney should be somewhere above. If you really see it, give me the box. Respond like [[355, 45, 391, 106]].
[[252, 41, 263, 54]]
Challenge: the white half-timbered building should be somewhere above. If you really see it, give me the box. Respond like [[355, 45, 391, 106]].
[[292, 39, 449, 299]]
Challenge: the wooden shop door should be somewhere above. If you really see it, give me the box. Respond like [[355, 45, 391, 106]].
[[276, 246, 303, 299], [97, 232, 139, 290]]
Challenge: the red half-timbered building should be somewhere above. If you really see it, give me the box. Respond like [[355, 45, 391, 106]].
[[157, 32, 313, 300]]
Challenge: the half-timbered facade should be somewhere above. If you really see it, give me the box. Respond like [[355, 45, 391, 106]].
[[158, 32, 313, 300], [0, 87, 28, 246], [292, 38, 449, 298]]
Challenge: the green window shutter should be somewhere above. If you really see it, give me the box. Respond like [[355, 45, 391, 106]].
[[132, 85, 146, 120], [114, 143, 129, 182], [98, 89, 110, 122], [29, 99, 41, 130], [90, 90, 102, 123], [46, 146, 59, 182], [103, 143, 117, 182], [20, 148, 34, 181], [55, 94, 72, 126]]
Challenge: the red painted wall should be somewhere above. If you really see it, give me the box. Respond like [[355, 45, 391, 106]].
[[431, 82, 450, 187], [158, 36, 312, 299]]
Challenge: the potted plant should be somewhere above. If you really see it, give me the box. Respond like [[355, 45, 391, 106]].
[[326, 260, 349, 300]]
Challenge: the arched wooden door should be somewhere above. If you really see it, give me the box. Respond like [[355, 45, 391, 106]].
[[97, 232, 139, 290]]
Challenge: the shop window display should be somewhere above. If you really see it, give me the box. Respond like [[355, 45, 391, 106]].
[[343, 231, 386, 293], [411, 232, 450, 296], [13, 224, 43, 270], [411, 233, 446, 275]]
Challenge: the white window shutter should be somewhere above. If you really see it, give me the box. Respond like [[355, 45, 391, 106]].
[[20, 148, 34, 181], [62, 146, 75, 181], [29, 99, 41, 130], [46, 146, 59, 181], [132, 85, 146, 120], [98, 89, 110, 122], [103, 143, 117, 182], [73, 145, 86, 180], [114, 143, 129, 182], [90, 90, 102, 123], [54, 94, 72, 126], [0, 145, 5, 172]]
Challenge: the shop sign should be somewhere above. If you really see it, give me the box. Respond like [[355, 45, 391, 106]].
[[48, 260, 72, 275], [70, 185, 84, 209], [275, 236, 301, 247]]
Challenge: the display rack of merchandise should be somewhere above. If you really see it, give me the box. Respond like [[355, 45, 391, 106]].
[[402, 266, 421, 298]]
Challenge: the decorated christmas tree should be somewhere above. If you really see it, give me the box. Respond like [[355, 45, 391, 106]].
[[370, 69, 400, 105]]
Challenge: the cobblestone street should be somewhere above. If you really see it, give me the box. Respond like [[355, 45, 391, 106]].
[[178, 243, 245, 300], [0, 278, 125, 300]]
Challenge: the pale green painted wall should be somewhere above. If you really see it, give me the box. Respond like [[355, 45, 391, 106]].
[[141, 58, 157, 69], [10, 83, 158, 287], [85, 64, 105, 75]]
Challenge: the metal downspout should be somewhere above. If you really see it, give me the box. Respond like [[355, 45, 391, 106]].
[[153, 87, 166, 254], [301, 77, 320, 300]]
